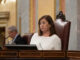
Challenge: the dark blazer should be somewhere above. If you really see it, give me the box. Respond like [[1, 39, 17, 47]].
[[14, 34, 27, 44]]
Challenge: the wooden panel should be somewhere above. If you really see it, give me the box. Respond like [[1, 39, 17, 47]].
[[0, 50, 18, 58], [38, 0, 56, 20], [19, 50, 42, 58], [67, 51, 80, 58], [0, 50, 66, 59], [43, 50, 65, 58]]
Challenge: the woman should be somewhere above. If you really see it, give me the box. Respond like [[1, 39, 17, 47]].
[[30, 15, 61, 50]]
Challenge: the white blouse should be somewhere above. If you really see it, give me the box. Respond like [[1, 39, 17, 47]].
[[30, 33, 61, 50]]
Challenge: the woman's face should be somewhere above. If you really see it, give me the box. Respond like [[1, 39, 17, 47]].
[[40, 18, 51, 33]]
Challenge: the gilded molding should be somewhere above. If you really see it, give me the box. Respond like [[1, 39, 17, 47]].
[[0, 12, 9, 19]]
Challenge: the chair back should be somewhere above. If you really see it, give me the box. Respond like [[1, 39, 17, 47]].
[[54, 19, 71, 51], [22, 33, 34, 44]]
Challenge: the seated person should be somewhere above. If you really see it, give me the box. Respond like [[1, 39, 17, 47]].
[[7, 26, 27, 44], [30, 15, 61, 50]]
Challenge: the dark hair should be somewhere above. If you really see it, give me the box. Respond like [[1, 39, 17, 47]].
[[38, 15, 56, 36]]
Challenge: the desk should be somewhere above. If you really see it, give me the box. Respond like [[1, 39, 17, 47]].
[[0, 50, 66, 60], [67, 51, 80, 60], [0, 50, 80, 60]]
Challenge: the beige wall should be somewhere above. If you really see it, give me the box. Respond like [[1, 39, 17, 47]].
[[38, 0, 56, 20], [0, 0, 17, 27]]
